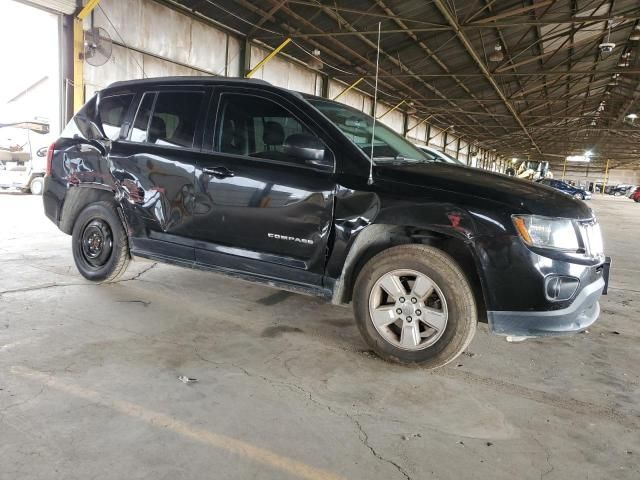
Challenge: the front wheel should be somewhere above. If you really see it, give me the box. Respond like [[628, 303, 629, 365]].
[[353, 245, 477, 368], [29, 177, 44, 195], [71, 201, 130, 282]]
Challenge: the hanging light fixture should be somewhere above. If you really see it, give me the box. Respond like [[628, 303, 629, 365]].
[[489, 44, 504, 62], [307, 49, 323, 70]]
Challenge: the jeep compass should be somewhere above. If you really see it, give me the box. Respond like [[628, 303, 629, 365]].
[[43, 77, 610, 368]]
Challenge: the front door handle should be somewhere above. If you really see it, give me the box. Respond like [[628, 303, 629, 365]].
[[203, 166, 234, 179]]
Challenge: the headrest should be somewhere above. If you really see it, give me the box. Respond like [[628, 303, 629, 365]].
[[263, 121, 284, 146], [148, 116, 166, 143]]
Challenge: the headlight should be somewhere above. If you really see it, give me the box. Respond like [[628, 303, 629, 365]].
[[512, 215, 580, 251]]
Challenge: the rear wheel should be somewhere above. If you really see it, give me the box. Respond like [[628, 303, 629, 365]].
[[71, 201, 130, 282], [353, 244, 477, 368], [29, 177, 44, 195]]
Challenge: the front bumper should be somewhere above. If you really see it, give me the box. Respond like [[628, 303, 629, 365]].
[[487, 260, 609, 337]]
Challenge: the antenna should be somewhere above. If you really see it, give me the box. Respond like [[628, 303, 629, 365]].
[[368, 22, 381, 185]]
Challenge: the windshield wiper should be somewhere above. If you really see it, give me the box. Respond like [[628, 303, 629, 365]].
[[373, 155, 425, 164]]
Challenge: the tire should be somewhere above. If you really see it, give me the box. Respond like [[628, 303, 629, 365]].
[[71, 201, 130, 282], [353, 244, 477, 368], [573, 193, 584, 200], [29, 177, 44, 195]]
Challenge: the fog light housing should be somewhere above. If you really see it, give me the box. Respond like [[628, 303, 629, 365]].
[[545, 275, 580, 301]]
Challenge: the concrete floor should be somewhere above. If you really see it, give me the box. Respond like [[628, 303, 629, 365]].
[[1, 193, 638, 480]]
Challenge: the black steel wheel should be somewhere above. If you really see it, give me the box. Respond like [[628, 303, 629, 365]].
[[72, 201, 130, 282]]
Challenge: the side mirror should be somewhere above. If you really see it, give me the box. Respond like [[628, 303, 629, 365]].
[[284, 133, 332, 170]]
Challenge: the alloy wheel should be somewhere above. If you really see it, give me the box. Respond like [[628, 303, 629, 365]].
[[368, 269, 448, 351]]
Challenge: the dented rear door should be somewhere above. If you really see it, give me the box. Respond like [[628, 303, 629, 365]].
[[110, 87, 212, 261]]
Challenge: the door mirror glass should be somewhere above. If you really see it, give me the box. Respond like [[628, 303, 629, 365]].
[[283, 133, 331, 169]]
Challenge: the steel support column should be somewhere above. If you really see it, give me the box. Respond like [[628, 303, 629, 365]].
[[73, 0, 101, 113]]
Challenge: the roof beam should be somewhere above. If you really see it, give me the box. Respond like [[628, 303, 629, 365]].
[[432, 0, 542, 154], [468, 0, 556, 25]]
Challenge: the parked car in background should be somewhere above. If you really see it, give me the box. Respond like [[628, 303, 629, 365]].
[[630, 187, 640, 203], [416, 145, 466, 165], [610, 184, 635, 196], [43, 77, 609, 368], [537, 178, 591, 200]]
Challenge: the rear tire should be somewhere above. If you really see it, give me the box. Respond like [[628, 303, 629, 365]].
[[353, 244, 477, 368], [71, 201, 130, 282], [29, 177, 44, 195]]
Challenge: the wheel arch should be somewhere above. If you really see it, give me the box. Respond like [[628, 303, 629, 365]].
[[59, 186, 120, 235], [331, 224, 488, 322]]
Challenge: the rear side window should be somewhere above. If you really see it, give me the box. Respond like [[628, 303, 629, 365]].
[[99, 94, 134, 140], [129, 91, 204, 148], [130, 93, 154, 143]]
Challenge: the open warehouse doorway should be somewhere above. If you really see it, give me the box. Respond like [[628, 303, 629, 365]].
[[0, 0, 63, 194]]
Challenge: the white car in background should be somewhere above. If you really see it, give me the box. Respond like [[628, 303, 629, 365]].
[[415, 144, 466, 165]]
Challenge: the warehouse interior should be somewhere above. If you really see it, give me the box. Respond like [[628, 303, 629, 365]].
[[1, 0, 639, 479]]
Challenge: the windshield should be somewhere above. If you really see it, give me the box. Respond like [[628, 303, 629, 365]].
[[439, 150, 465, 165], [306, 98, 431, 164], [418, 146, 465, 165]]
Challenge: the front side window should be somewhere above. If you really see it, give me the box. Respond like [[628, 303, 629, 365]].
[[99, 94, 134, 140], [216, 94, 319, 164], [129, 91, 204, 148], [307, 97, 430, 164]]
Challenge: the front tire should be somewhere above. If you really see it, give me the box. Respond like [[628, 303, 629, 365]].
[[353, 245, 477, 368], [29, 177, 44, 195], [71, 201, 130, 282]]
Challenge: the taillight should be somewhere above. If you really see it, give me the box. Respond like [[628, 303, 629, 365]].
[[46, 142, 55, 176]]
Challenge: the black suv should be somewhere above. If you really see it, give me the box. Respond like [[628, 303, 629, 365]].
[[43, 77, 610, 368]]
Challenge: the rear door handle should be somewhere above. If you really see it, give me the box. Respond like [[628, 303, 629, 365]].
[[202, 166, 234, 179]]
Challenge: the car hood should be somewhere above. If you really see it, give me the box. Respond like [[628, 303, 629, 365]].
[[376, 162, 593, 219]]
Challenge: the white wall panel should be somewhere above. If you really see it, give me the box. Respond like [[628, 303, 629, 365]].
[[142, 55, 202, 79], [227, 35, 242, 76], [84, 44, 144, 97], [141, 0, 191, 65], [406, 116, 428, 144], [428, 125, 444, 148], [250, 45, 318, 94], [377, 102, 404, 134], [94, 0, 143, 52], [93, 0, 237, 82], [188, 19, 228, 74], [328, 80, 369, 112]]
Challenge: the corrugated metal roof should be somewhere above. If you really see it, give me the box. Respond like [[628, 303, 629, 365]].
[[170, 0, 640, 169]]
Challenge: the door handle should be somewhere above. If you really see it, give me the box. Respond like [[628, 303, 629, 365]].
[[202, 166, 234, 179]]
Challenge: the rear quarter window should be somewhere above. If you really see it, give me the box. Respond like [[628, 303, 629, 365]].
[[98, 94, 134, 140]]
